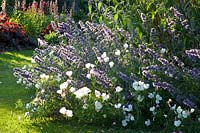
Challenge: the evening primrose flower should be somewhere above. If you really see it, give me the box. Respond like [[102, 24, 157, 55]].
[[109, 61, 114, 68], [57, 89, 66, 97], [182, 111, 189, 118], [123, 43, 128, 49], [95, 101, 103, 112], [40, 73, 49, 80], [101, 52, 107, 58], [73, 87, 91, 99], [69, 87, 76, 93], [123, 104, 133, 112], [86, 73, 91, 79], [160, 48, 166, 54], [115, 86, 123, 92], [104, 57, 109, 62], [114, 103, 122, 109], [102, 93, 109, 101], [150, 106, 156, 112], [95, 90, 101, 98], [122, 119, 128, 127], [176, 106, 183, 114], [148, 93, 154, 99], [115, 49, 121, 56], [66, 71, 73, 77], [60, 81, 69, 90], [59, 107, 73, 117], [85, 63, 91, 69], [145, 119, 151, 126], [174, 120, 181, 127]]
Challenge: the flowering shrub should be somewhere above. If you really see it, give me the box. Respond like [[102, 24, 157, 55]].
[[0, 11, 37, 51], [14, 19, 200, 131]]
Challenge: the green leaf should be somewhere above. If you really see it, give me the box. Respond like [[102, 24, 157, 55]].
[[99, 16, 103, 23], [114, 14, 118, 21], [98, 2, 102, 11], [88, 4, 92, 14]]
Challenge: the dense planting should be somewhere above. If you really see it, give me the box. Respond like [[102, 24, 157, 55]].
[[14, 18, 200, 131], [0, 0, 199, 132], [0, 12, 36, 51]]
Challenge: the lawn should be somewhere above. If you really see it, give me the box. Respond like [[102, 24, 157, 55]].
[[0, 50, 137, 133]]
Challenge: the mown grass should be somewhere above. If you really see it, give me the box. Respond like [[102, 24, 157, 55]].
[[0, 50, 139, 133]]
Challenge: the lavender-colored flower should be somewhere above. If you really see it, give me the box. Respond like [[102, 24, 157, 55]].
[[185, 49, 200, 59]]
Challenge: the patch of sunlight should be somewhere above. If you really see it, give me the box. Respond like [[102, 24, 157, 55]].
[[3, 52, 31, 61]]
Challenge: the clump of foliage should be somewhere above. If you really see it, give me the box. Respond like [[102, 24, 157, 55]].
[[14, 19, 200, 132], [10, 0, 52, 38], [0, 11, 37, 51], [88, 0, 200, 55]]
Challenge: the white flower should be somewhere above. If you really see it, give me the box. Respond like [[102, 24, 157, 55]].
[[115, 49, 121, 56], [40, 73, 49, 80], [57, 89, 66, 97], [102, 93, 109, 101], [171, 104, 176, 110], [85, 63, 91, 69], [22, 65, 27, 69], [73, 87, 91, 99], [148, 93, 154, 99], [24, 112, 29, 118], [160, 48, 166, 54], [95, 90, 101, 98], [137, 95, 144, 102], [174, 120, 181, 127], [90, 64, 95, 68], [89, 69, 94, 74], [86, 74, 91, 79], [150, 106, 156, 112], [26, 103, 31, 109], [59, 107, 67, 114], [31, 58, 36, 63], [123, 104, 133, 112], [69, 87, 76, 93], [101, 52, 107, 58], [95, 101, 103, 112], [59, 107, 73, 117], [66, 110, 73, 117], [60, 81, 69, 90], [115, 86, 123, 92], [190, 108, 195, 113], [198, 117, 200, 122], [169, 73, 173, 77], [122, 120, 128, 127], [66, 71, 73, 77], [114, 103, 122, 109], [176, 106, 183, 114], [138, 81, 144, 86], [109, 61, 114, 68], [103, 114, 107, 118], [104, 57, 109, 62], [182, 111, 189, 118], [143, 83, 150, 89], [128, 113, 135, 121], [145, 119, 151, 126], [16, 78, 22, 84], [123, 43, 128, 49]]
